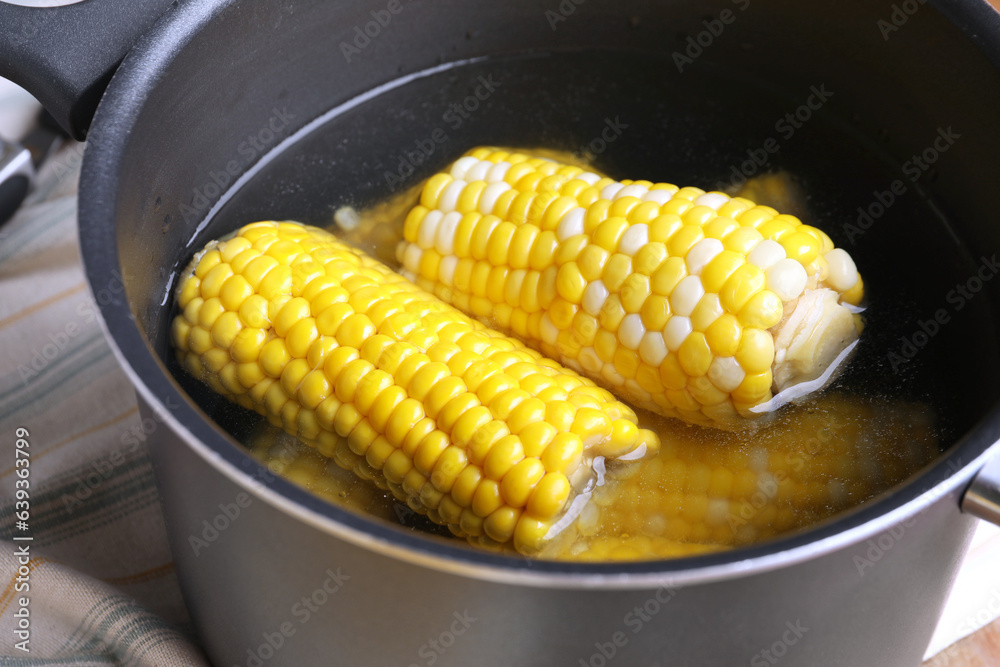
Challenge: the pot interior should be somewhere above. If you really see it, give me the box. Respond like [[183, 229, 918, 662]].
[[85, 0, 1000, 567]]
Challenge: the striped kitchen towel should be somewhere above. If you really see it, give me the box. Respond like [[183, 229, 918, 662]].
[[0, 123, 209, 665]]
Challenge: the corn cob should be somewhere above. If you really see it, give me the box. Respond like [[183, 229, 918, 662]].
[[171, 221, 659, 555], [562, 393, 937, 560], [397, 148, 864, 428]]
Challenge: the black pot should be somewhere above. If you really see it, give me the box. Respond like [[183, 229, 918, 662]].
[[3, 1, 1000, 665]]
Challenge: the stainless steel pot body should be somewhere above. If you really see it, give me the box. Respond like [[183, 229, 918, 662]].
[[3, 0, 999, 665], [144, 396, 988, 667]]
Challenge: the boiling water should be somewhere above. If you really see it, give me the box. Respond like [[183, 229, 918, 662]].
[[167, 50, 1000, 556]]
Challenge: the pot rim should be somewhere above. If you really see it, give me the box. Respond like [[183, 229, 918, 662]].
[[78, 0, 1000, 590]]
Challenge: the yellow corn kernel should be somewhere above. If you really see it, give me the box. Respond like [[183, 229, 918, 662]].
[[678, 332, 713, 378], [526, 472, 571, 518], [593, 218, 629, 251], [500, 458, 547, 507], [640, 295, 671, 331], [620, 273, 651, 313], [703, 216, 739, 241], [739, 290, 783, 330], [667, 224, 704, 258], [556, 263, 588, 304], [721, 264, 766, 314], [736, 328, 774, 375], [780, 230, 820, 265], [651, 256, 687, 296]]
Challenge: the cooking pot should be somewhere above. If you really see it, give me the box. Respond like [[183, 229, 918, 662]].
[[3, 0, 1000, 665]]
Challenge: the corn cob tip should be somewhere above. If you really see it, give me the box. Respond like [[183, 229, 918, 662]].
[[771, 287, 859, 393]]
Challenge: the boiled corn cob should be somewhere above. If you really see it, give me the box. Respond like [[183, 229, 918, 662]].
[[171, 221, 659, 555], [560, 393, 937, 560], [397, 148, 864, 428]]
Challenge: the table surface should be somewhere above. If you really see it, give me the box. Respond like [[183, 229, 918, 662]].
[[926, 625, 1000, 667]]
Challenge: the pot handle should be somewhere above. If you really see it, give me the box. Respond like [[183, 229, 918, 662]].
[[962, 451, 1000, 526], [0, 0, 178, 140]]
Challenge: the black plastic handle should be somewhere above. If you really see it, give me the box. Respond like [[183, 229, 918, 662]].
[[0, 0, 179, 140]]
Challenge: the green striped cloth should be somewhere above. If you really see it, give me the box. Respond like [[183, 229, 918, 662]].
[[0, 116, 208, 663]]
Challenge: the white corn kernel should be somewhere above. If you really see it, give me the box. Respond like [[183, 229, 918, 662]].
[[450, 156, 479, 179], [403, 244, 422, 273], [601, 363, 626, 387], [641, 190, 674, 206], [435, 211, 462, 256], [618, 224, 650, 256], [418, 210, 443, 249], [439, 256, 458, 286], [582, 280, 610, 317], [825, 248, 859, 292], [748, 239, 786, 271], [478, 182, 511, 214], [708, 356, 745, 392], [557, 208, 587, 242], [579, 347, 602, 373], [663, 316, 693, 351], [601, 183, 625, 200], [685, 238, 724, 276], [694, 192, 730, 210], [619, 314, 645, 350], [439, 179, 468, 212], [333, 206, 360, 231], [465, 159, 492, 182], [670, 276, 705, 317], [540, 313, 559, 345], [616, 184, 649, 200], [766, 258, 808, 301], [486, 161, 512, 183], [639, 332, 668, 365]]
